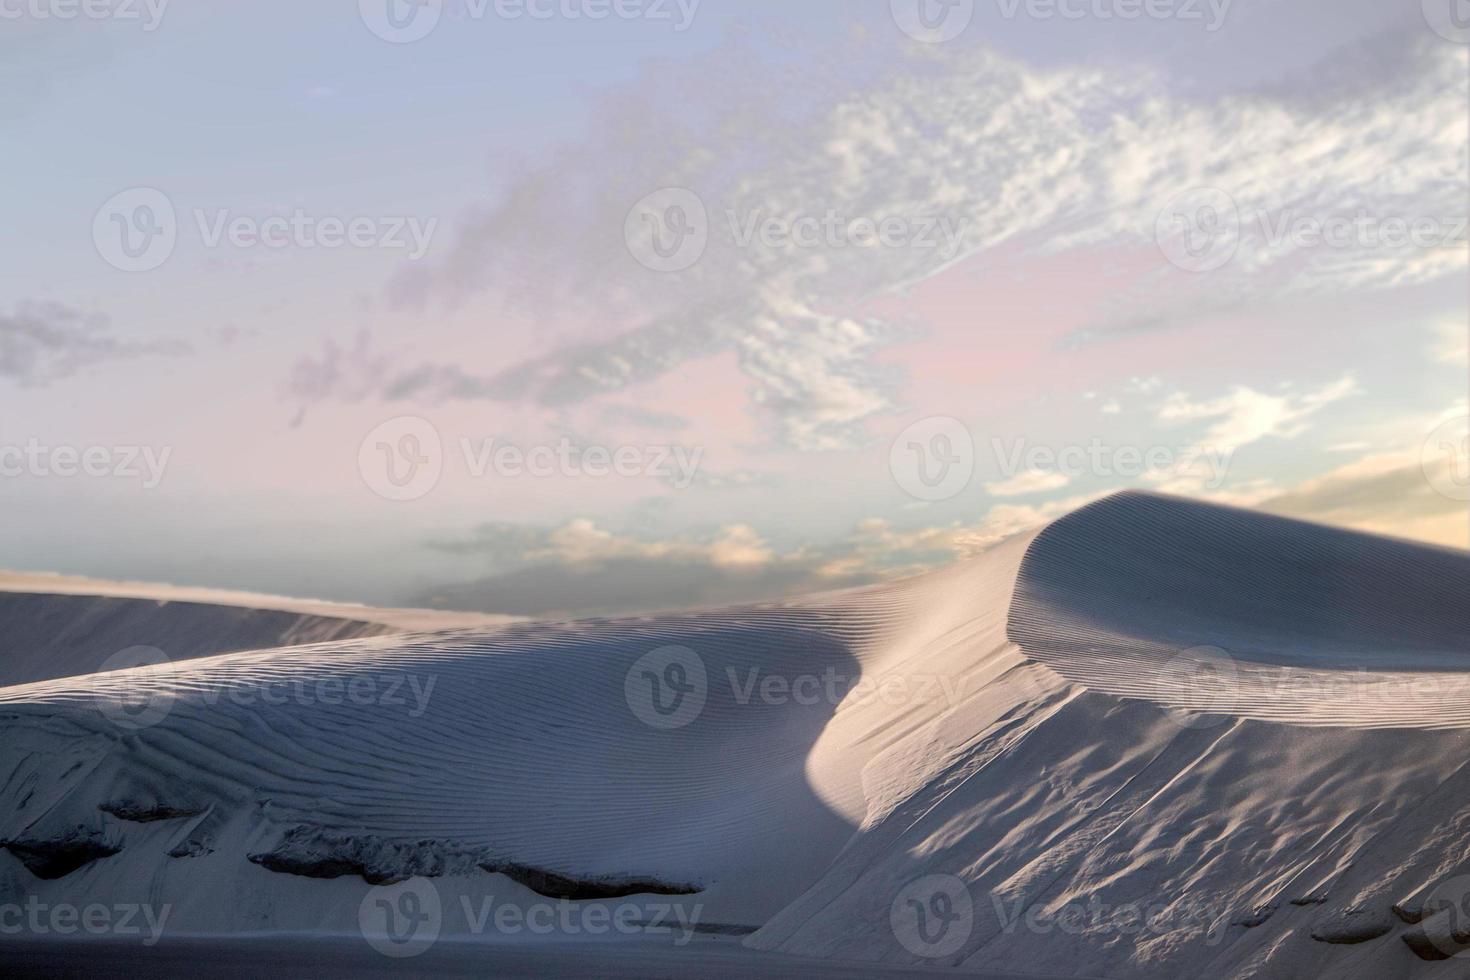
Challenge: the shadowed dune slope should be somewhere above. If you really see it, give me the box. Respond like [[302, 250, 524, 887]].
[[0, 592, 394, 688], [3, 492, 1470, 978]]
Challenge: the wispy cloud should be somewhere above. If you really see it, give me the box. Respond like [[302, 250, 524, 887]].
[[0, 302, 185, 385], [985, 469, 1073, 498], [290, 36, 1464, 451], [1157, 374, 1358, 449]]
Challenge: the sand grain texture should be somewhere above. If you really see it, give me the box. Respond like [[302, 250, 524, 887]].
[[2, 491, 1468, 977]]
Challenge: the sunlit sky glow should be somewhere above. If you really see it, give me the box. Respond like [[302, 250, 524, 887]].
[[2, 0, 1466, 615]]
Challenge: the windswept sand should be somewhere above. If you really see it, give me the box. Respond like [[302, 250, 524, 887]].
[[2, 492, 1468, 977]]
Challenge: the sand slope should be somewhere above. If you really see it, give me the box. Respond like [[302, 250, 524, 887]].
[[2, 492, 1468, 977], [0, 573, 516, 688]]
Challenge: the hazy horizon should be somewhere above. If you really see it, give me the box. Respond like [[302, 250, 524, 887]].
[[4, 0, 1466, 617]]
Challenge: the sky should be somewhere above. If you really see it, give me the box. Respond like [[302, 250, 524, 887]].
[[2, 0, 1467, 616]]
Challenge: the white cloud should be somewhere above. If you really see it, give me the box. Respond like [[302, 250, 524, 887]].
[[299, 38, 1465, 451], [1434, 318, 1468, 367], [1157, 374, 1357, 450], [515, 519, 777, 571], [985, 469, 1072, 498]]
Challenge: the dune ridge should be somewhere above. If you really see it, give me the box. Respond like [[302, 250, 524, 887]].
[[2, 492, 1468, 977]]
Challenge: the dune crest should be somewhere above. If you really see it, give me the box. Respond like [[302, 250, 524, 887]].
[[2, 492, 1468, 977]]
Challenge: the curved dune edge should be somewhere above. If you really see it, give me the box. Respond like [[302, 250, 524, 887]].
[[2, 493, 1469, 978], [0, 592, 396, 689], [0, 571, 518, 632], [1007, 490, 1470, 730]]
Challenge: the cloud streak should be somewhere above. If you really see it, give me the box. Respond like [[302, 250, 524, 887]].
[[291, 32, 1463, 456], [0, 303, 185, 386]]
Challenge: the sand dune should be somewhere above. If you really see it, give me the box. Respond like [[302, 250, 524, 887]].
[[3, 492, 1468, 977], [0, 574, 517, 688]]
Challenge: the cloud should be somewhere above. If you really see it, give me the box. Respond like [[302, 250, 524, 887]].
[[291, 36, 1464, 448], [419, 492, 1106, 615], [0, 302, 185, 385], [414, 425, 1469, 616], [1156, 374, 1358, 450], [985, 469, 1072, 498], [430, 519, 779, 572], [1261, 451, 1468, 548], [1433, 317, 1468, 367], [421, 518, 850, 615], [597, 403, 689, 431]]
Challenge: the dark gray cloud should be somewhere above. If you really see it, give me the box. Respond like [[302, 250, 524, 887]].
[[0, 302, 185, 385]]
